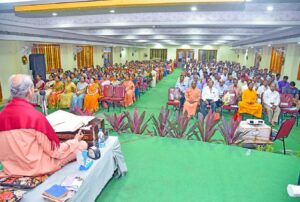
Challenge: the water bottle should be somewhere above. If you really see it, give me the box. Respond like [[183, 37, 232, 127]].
[[93, 128, 99, 148], [98, 129, 105, 148]]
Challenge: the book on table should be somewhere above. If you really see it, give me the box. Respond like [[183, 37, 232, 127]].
[[42, 184, 70, 202], [46, 110, 94, 133]]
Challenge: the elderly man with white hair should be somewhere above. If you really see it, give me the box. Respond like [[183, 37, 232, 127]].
[[0, 74, 87, 177]]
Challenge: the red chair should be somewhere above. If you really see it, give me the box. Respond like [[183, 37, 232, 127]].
[[166, 87, 180, 110], [271, 117, 296, 154], [221, 93, 238, 115], [111, 85, 125, 112], [279, 94, 298, 126], [99, 85, 113, 112]]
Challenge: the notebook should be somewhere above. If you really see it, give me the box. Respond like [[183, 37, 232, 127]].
[[46, 110, 94, 132], [42, 184, 68, 200], [61, 176, 84, 191]]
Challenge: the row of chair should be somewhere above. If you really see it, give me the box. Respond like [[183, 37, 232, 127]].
[[166, 87, 299, 126], [100, 85, 125, 112], [166, 87, 297, 155]]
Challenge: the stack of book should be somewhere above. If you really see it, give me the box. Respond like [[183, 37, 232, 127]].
[[42, 184, 70, 202], [42, 177, 84, 202]]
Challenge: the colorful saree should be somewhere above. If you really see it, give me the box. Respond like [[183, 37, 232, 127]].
[[59, 82, 77, 108], [47, 81, 64, 109], [83, 83, 101, 112]]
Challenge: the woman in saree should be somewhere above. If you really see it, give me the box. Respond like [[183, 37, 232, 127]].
[[44, 75, 55, 97], [71, 76, 88, 111], [31, 74, 45, 106], [123, 74, 135, 107], [48, 75, 64, 109], [83, 77, 101, 113], [59, 75, 77, 108]]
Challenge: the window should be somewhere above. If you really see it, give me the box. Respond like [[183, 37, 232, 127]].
[[76, 45, 94, 68], [198, 50, 217, 62], [150, 49, 167, 61], [32, 44, 61, 73]]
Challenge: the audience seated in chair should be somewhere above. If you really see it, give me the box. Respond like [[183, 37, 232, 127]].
[[228, 78, 242, 101], [282, 81, 300, 110], [71, 76, 88, 111], [48, 75, 64, 109], [0, 74, 87, 177], [238, 81, 262, 118], [263, 83, 281, 126], [182, 81, 201, 118], [31, 74, 45, 106], [83, 77, 101, 113], [175, 75, 187, 108], [59, 75, 77, 108], [200, 80, 219, 117]]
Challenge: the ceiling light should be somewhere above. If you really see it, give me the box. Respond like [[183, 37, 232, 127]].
[[52, 12, 57, 16], [191, 6, 197, 11], [268, 44, 272, 47], [267, 6, 273, 11], [251, 46, 254, 48], [245, 0, 252, 2], [110, 10, 115, 13], [297, 42, 300, 44]]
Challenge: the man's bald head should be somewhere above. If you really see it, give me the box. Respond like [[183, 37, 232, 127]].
[[9, 74, 34, 100]]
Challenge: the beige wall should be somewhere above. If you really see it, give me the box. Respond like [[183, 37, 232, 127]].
[[1, 39, 299, 100], [236, 44, 300, 86]]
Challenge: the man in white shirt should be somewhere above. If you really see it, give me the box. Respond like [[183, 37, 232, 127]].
[[175, 75, 187, 108], [200, 80, 219, 117], [257, 80, 269, 98], [263, 83, 281, 126]]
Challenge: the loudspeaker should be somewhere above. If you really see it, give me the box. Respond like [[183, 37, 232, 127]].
[[29, 54, 46, 80]]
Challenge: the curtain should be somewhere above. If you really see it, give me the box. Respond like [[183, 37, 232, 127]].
[[198, 50, 217, 62], [298, 62, 300, 80], [150, 49, 167, 61], [270, 48, 284, 74], [32, 44, 61, 73], [77, 45, 94, 68]]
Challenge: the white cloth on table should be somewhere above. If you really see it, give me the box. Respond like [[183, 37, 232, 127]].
[[22, 136, 127, 202]]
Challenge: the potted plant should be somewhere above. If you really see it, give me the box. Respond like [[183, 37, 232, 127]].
[[187, 110, 220, 142], [167, 111, 191, 139], [104, 112, 129, 134], [151, 107, 170, 137], [124, 108, 150, 134], [218, 115, 245, 145]]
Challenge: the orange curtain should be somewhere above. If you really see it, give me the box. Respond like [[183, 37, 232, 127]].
[[32, 44, 61, 73], [76, 45, 94, 68], [269, 47, 284, 74]]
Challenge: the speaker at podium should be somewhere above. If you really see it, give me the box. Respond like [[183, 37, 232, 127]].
[[29, 54, 46, 80]]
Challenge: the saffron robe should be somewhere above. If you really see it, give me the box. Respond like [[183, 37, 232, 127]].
[[238, 89, 262, 118], [0, 98, 87, 177], [183, 87, 201, 117]]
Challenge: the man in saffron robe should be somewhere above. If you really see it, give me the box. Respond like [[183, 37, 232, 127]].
[[0, 74, 87, 177], [183, 81, 201, 117], [238, 82, 262, 118]]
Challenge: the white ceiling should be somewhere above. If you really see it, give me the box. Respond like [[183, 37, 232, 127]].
[[0, 0, 300, 48]]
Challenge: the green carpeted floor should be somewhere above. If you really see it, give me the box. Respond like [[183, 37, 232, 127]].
[[1, 69, 300, 201], [94, 69, 300, 202]]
